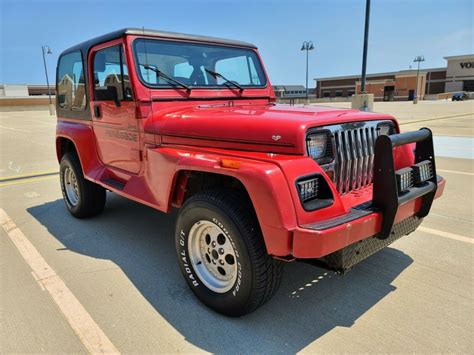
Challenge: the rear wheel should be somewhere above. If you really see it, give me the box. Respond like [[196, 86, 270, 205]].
[[59, 153, 106, 218], [175, 189, 283, 316]]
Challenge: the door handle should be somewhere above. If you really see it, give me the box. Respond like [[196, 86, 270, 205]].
[[94, 104, 101, 118]]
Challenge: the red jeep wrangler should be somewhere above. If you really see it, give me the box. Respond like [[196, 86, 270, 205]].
[[55, 28, 445, 316]]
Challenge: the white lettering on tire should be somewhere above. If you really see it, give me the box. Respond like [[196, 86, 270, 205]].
[[212, 217, 242, 296], [179, 229, 199, 287]]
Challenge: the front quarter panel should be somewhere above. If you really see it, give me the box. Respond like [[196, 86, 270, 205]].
[[145, 146, 298, 256]]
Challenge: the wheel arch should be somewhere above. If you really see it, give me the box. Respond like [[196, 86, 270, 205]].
[[171, 170, 251, 209], [56, 136, 79, 162], [56, 121, 103, 181], [159, 154, 297, 256]]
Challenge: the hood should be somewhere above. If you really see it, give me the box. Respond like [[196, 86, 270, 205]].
[[149, 103, 394, 154]]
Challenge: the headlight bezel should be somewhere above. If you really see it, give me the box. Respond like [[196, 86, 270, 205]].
[[306, 129, 335, 165], [377, 121, 397, 136]]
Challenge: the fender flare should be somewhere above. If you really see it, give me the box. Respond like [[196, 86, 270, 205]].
[[56, 120, 103, 181], [146, 146, 297, 256]]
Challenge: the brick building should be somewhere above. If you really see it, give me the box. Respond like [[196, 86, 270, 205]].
[[315, 54, 474, 101]]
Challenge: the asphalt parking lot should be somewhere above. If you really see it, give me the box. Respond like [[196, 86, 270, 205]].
[[1, 101, 473, 353]]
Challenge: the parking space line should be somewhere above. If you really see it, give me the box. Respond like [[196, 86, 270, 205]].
[[0, 170, 58, 182], [418, 226, 473, 245], [0, 125, 32, 133], [0, 175, 58, 188], [437, 169, 473, 176], [399, 113, 473, 125], [0, 209, 120, 354]]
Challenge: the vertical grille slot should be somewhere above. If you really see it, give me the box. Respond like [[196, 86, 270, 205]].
[[330, 121, 389, 194]]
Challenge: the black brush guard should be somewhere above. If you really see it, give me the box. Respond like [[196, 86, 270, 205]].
[[372, 127, 438, 239], [321, 128, 438, 272]]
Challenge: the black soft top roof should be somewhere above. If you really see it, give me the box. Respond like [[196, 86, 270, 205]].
[[61, 28, 257, 56]]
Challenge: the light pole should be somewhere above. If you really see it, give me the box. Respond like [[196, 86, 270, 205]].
[[41, 45, 54, 115], [351, 0, 373, 111], [301, 41, 314, 101], [413, 55, 425, 104], [360, 0, 371, 94]]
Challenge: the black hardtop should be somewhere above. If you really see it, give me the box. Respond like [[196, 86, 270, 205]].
[[60, 28, 257, 57]]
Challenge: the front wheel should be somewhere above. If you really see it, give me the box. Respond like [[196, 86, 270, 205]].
[[175, 189, 283, 316]]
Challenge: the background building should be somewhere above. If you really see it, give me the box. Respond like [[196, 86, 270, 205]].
[[444, 55, 474, 92], [315, 54, 474, 101], [0, 84, 55, 97], [272, 85, 307, 98]]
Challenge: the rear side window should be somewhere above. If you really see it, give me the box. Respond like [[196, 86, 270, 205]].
[[57, 51, 86, 110]]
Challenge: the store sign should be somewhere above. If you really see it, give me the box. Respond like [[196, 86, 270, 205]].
[[460, 62, 474, 69]]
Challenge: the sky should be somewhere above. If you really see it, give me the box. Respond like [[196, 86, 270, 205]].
[[0, 0, 472, 86]]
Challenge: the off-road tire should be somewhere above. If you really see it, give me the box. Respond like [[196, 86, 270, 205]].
[[175, 189, 283, 316], [59, 152, 106, 218]]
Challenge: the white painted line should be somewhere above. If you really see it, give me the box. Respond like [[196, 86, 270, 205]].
[[437, 169, 474, 176], [418, 226, 474, 245], [0, 125, 31, 133], [0, 209, 120, 354]]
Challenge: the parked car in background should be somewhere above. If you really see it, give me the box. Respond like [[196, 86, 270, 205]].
[[452, 92, 468, 101]]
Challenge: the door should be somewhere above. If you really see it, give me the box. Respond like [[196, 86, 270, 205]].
[[383, 86, 395, 101], [91, 44, 141, 174], [408, 90, 415, 101]]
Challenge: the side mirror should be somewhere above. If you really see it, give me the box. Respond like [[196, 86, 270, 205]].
[[94, 85, 120, 107]]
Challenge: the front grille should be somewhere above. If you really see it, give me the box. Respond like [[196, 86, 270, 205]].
[[334, 125, 378, 194], [309, 120, 394, 195]]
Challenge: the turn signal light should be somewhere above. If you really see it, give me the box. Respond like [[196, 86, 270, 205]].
[[220, 159, 241, 169]]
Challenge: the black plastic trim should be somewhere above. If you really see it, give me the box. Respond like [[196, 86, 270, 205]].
[[303, 207, 372, 231], [59, 28, 257, 58]]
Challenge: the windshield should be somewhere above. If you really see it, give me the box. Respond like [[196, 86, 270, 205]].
[[133, 39, 267, 88]]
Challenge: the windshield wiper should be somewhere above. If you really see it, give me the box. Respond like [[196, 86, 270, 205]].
[[143, 65, 191, 92], [204, 68, 243, 93]]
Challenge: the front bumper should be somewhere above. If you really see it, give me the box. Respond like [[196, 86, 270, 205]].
[[291, 128, 446, 261]]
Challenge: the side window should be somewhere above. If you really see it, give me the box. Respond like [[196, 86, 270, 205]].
[[93, 45, 132, 101], [57, 51, 86, 110]]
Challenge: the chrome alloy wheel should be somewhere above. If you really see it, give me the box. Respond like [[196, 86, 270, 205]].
[[188, 220, 238, 293], [63, 166, 79, 206]]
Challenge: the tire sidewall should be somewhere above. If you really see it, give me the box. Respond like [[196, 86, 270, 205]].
[[59, 154, 83, 215], [176, 201, 254, 315]]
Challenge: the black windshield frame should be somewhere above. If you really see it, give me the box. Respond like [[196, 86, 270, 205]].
[[132, 38, 268, 90]]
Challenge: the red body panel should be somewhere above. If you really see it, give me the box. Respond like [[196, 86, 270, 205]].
[[56, 32, 445, 259]]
